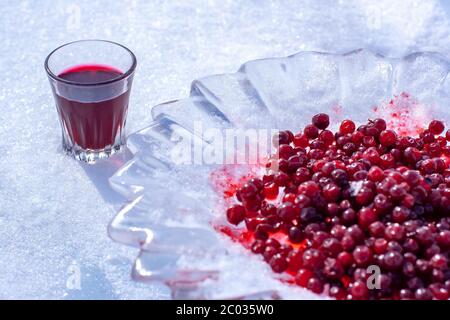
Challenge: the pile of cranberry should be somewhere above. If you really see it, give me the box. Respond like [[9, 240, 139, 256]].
[[226, 113, 450, 300]]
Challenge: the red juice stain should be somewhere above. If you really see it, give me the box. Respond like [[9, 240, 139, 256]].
[[56, 64, 130, 150], [374, 92, 428, 136]]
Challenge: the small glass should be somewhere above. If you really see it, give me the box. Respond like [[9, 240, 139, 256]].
[[45, 40, 137, 163]]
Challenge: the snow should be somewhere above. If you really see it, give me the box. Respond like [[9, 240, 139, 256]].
[[0, 0, 450, 299]]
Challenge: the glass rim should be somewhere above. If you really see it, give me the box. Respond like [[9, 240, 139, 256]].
[[44, 39, 137, 87]]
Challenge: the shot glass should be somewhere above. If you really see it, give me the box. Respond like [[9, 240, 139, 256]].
[[45, 40, 137, 163]]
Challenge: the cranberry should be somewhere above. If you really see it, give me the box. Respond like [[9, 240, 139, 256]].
[[379, 130, 397, 147], [300, 207, 321, 223], [312, 113, 330, 130], [346, 225, 365, 243], [385, 223, 405, 242], [278, 144, 294, 159], [302, 248, 324, 269], [358, 207, 377, 229], [350, 280, 369, 299], [368, 166, 385, 182], [342, 208, 356, 225], [383, 251, 403, 270], [226, 204, 246, 225], [276, 203, 297, 221], [355, 187, 374, 205], [327, 203, 340, 217], [428, 120, 445, 135], [415, 226, 434, 245], [429, 283, 449, 300], [254, 225, 270, 241], [414, 288, 433, 300], [286, 250, 303, 272], [274, 172, 289, 186], [377, 155, 391, 169], [389, 184, 407, 200], [353, 245, 372, 266], [295, 268, 314, 287], [269, 254, 288, 273], [263, 183, 278, 200], [331, 169, 349, 187], [319, 130, 334, 145], [307, 277, 324, 294], [273, 130, 292, 145], [392, 206, 411, 223], [321, 237, 342, 257], [239, 183, 258, 200], [373, 238, 388, 254], [288, 226, 304, 243], [293, 167, 311, 184], [340, 120, 356, 134], [399, 289, 413, 300], [251, 240, 265, 254], [430, 254, 447, 270], [373, 193, 391, 211], [245, 217, 262, 231], [404, 147, 422, 164], [436, 230, 450, 247], [323, 183, 341, 202], [298, 181, 320, 197], [262, 245, 278, 262], [337, 251, 354, 267], [329, 286, 347, 300], [323, 257, 344, 279], [304, 124, 319, 139]]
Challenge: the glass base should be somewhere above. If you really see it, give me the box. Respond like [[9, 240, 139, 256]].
[[63, 143, 123, 164]]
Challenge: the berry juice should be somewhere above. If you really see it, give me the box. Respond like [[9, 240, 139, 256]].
[[55, 64, 130, 150]]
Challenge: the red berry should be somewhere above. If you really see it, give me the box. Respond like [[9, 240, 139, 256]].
[[273, 130, 292, 145], [307, 277, 324, 294], [428, 120, 445, 135], [355, 187, 374, 205], [383, 250, 403, 270], [358, 207, 377, 229], [350, 280, 369, 299], [239, 183, 258, 200], [312, 113, 330, 130], [319, 130, 334, 145], [304, 124, 319, 139], [263, 182, 278, 200], [302, 249, 324, 269], [298, 181, 320, 197], [372, 118, 387, 131], [353, 245, 372, 266], [251, 240, 265, 254], [379, 130, 397, 146], [340, 120, 356, 134], [367, 166, 385, 182], [226, 204, 246, 225], [269, 254, 288, 273], [295, 268, 313, 287], [293, 133, 309, 147]]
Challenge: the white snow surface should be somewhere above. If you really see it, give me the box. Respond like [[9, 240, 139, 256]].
[[0, 0, 450, 299]]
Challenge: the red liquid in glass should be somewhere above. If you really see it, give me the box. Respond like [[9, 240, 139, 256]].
[[56, 64, 130, 150]]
